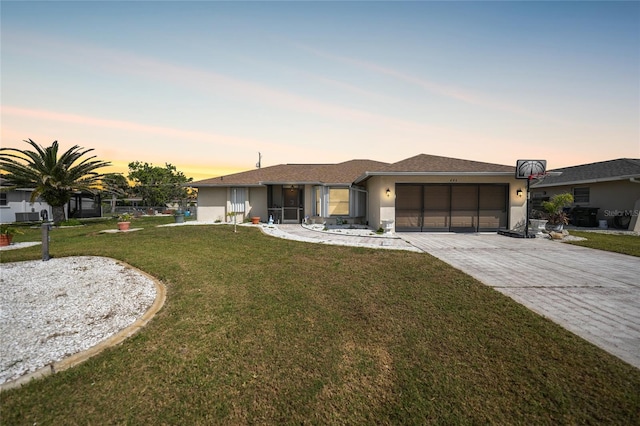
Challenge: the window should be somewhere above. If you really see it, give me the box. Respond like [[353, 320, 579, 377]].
[[573, 187, 590, 204], [230, 188, 246, 212], [0, 192, 7, 206], [351, 187, 367, 217], [328, 188, 349, 216]]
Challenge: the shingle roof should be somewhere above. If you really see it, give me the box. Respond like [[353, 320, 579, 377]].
[[353, 154, 515, 183], [534, 158, 640, 187], [192, 154, 519, 187], [191, 159, 389, 187], [380, 154, 515, 173]]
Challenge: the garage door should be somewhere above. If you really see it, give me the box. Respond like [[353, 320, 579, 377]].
[[396, 184, 508, 232]]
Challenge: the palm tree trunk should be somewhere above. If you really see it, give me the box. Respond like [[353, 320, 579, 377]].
[[52, 205, 66, 225]]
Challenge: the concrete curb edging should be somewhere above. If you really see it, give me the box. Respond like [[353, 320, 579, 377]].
[[0, 260, 167, 392]]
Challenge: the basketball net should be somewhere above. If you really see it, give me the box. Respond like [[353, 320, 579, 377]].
[[528, 172, 548, 182]]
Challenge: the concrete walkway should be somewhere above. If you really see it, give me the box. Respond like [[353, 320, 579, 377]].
[[266, 225, 640, 369], [260, 224, 420, 251]]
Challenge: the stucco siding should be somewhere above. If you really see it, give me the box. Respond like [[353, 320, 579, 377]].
[[532, 180, 640, 225], [196, 187, 227, 222], [247, 187, 268, 221], [0, 190, 51, 223]]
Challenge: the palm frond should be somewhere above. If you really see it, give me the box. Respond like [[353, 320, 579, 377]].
[[0, 139, 112, 206]]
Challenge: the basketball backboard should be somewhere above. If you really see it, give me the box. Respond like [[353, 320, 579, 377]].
[[515, 160, 546, 179]]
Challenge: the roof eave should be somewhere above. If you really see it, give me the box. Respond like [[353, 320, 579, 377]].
[[355, 171, 516, 184], [533, 174, 640, 188], [190, 183, 266, 188], [193, 181, 355, 187], [258, 181, 323, 186]]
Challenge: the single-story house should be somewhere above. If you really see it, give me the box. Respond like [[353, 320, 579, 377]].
[[0, 176, 102, 223], [531, 158, 640, 231], [0, 176, 51, 223], [191, 154, 528, 233]]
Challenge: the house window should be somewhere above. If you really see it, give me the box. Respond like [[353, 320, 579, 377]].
[[230, 188, 246, 212], [573, 187, 590, 204], [328, 188, 349, 216], [350, 187, 367, 217], [0, 192, 7, 206]]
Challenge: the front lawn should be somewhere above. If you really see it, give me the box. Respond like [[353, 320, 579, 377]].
[[2, 218, 639, 424], [567, 230, 640, 257]]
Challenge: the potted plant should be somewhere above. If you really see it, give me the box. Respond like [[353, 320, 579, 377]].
[[528, 209, 548, 235], [542, 193, 574, 232], [251, 216, 260, 224], [173, 210, 185, 224], [0, 224, 22, 247], [117, 212, 133, 231]]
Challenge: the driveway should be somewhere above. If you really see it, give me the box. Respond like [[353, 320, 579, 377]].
[[399, 233, 640, 369]]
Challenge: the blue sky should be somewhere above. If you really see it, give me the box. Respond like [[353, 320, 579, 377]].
[[1, 1, 638, 180]]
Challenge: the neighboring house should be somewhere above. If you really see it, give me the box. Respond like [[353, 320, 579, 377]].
[[191, 154, 527, 233], [67, 192, 102, 219], [0, 177, 101, 223], [0, 177, 51, 223], [531, 158, 640, 231]]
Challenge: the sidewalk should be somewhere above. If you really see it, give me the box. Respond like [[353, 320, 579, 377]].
[[259, 223, 421, 251]]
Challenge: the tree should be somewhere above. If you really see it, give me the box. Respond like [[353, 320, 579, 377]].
[[127, 162, 192, 208], [0, 139, 110, 224], [100, 173, 131, 214]]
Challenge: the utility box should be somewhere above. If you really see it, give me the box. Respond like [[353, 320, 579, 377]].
[[572, 207, 599, 227], [15, 212, 40, 222]]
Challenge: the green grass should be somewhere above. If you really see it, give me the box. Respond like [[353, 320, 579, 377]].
[[2, 217, 639, 424], [567, 230, 640, 257]]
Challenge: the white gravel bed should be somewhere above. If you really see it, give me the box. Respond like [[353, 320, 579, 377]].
[[0, 242, 42, 251], [0, 256, 157, 385]]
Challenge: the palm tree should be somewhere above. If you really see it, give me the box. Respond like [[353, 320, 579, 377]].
[[0, 139, 111, 224]]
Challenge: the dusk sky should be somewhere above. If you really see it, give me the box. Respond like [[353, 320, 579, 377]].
[[1, 1, 638, 181]]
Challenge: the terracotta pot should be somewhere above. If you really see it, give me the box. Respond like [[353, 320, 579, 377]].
[[251, 217, 260, 225], [0, 234, 13, 247], [117, 221, 131, 231]]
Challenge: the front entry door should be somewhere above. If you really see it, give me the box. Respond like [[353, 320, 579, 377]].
[[283, 187, 302, 223]]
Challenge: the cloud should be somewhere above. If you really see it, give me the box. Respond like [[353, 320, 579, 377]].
[[291, 41, 545, 120], [2, 105, 262, 148], [3, 31, 462, 134]]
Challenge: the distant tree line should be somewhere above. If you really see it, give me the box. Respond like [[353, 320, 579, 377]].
[[1, 139, 195, 224]]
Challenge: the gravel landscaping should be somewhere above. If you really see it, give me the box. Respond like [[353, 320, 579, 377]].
[[0, 256, 157, 386]]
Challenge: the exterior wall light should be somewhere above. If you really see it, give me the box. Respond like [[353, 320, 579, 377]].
[[516, 189, 523, 197], [386, 188, 391, 197]]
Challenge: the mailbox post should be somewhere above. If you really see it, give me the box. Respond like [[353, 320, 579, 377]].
[[41, 222, 51, 261]]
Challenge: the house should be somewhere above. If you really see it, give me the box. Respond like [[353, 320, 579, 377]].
[[0, 176, 102, 223], [531, 158, 640, 231], [191, 154, 527, 233], [0, 176, 51, 223]]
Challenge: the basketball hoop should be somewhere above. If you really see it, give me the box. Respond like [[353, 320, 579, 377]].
[[515, 160, 547, 238], [527, 172, 548, 182], [516, 160, 547, 180]]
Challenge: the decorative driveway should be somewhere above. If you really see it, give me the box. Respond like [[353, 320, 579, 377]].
[[399, 233, 640, 369]]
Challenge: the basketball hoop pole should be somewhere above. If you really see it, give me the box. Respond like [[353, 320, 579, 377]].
[[525, 175, 532, 238], [515, 161, 547, 238]]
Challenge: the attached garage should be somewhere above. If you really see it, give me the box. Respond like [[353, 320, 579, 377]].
[[395, 183, 509, 232]]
